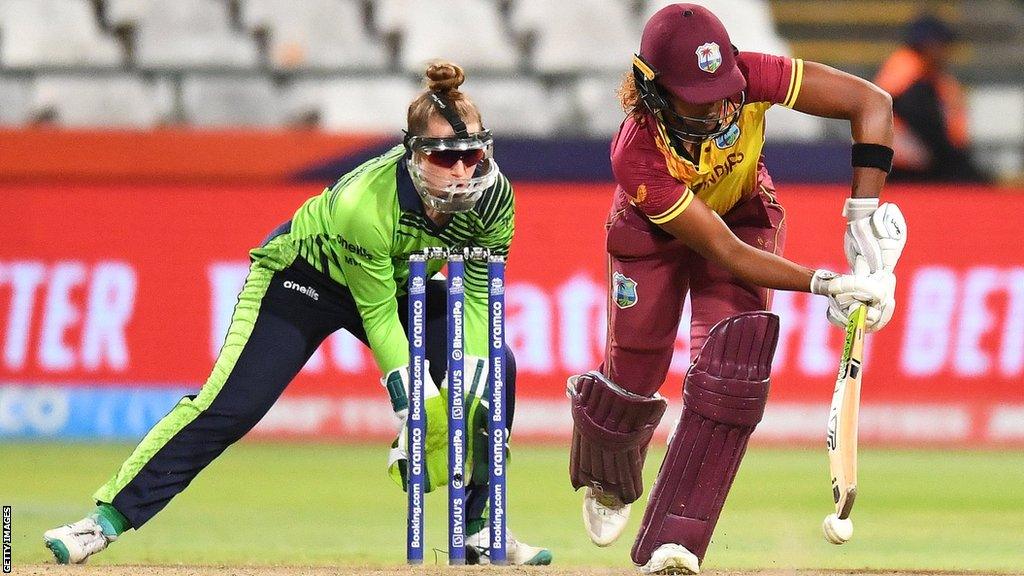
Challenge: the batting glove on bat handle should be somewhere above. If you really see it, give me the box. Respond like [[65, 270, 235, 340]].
[[815, 269, 897, 332], [811, 269, 892, 301]]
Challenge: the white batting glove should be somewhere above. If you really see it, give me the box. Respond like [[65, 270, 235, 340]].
[[811, 268, 891, 301], [811, 269, 897, 332], [826, 295, 894, 333], [843, 199, 908, 274]]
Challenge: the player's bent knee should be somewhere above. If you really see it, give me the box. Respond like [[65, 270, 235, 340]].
[[633, 312, 780, 567], [567, 371, 667, 504], [683, 312, 779, 426]]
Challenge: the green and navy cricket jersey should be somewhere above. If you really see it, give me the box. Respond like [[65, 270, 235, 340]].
[[250, 145, 514, 374]]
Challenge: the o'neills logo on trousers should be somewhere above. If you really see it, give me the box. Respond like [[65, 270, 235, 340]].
[[283, 280, 319, 301]]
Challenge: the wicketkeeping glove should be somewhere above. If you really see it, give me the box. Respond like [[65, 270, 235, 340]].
[[386, 356, 509, 493], [381, 362, 437, 425]]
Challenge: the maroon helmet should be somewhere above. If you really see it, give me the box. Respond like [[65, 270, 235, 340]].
[[633, 4, 746, 144]]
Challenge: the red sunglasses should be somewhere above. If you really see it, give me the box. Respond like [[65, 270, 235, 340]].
[[423, 148, 486, 169]]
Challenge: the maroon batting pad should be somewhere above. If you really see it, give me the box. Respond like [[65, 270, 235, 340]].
[[568, 371, 668, 504], [632, 312, 779, 566]]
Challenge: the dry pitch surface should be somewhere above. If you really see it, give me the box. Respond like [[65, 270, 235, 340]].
[[13, 567, 1022, 576]]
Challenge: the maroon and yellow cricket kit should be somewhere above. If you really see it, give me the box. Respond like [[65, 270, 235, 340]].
[[604, 52, 803, 397]]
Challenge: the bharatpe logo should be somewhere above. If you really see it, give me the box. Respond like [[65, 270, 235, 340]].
[[451, 300, 464, 361], [283, 280, 319, 301]]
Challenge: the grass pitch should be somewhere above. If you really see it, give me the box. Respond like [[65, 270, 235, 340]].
[[2, 442, 1022, 573]]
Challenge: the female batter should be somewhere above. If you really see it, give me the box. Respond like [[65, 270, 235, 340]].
[[568, 5, 906, 574]]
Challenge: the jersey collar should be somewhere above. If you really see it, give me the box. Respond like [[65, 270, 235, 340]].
[[396, 156, 423, 213], [396, 156, 450, 236]]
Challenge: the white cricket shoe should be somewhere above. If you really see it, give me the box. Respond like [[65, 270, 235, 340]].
[[583, 486, 631, 546], [639, 543, 700, 574], [43, 515, 116, 564], [465, 527, 552, 565]]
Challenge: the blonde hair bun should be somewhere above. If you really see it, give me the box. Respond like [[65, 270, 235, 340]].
[[425, 61, 465, 93]]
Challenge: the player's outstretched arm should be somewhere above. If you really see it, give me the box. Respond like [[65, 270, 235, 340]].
[[659, 195, 812, 292], [657, 196, 893, 330]]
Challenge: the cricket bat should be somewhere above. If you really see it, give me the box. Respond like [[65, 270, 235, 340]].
[[826, 304, 867, 521]]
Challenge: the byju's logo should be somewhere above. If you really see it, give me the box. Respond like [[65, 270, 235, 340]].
[[283, 280, 319, 301]]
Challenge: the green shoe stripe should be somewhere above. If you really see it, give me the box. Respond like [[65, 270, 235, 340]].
[[93, 263, 275, 504], [93, 503, 128, 537], [45, 538, 70, 564], [526, 550, 553, 565]]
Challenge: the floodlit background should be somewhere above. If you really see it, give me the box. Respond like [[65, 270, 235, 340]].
[[1, 0, 1022, 571]]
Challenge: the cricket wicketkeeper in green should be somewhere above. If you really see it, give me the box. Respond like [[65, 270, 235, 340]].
[[43, 61, 551, 567]]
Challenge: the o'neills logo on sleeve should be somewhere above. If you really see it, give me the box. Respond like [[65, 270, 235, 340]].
[[283, 280, 319, 301], [338, 236, 371, 260]]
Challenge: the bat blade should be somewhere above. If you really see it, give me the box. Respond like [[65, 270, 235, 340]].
[[826, 305, 867, 520]]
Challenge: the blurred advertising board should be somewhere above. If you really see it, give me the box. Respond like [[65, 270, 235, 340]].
[[1, 183, 1022, 444]]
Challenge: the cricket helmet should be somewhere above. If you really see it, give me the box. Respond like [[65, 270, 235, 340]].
[[633, 3, 746, 144]]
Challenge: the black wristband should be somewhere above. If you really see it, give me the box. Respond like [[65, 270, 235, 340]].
[[851, 143, 894, 173]]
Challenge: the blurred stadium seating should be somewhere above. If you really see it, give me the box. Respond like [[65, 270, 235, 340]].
[[0, 0, 121, 68], [509, 1, 637, 73], [32, 73, 174, 127], [241, 0, 387, 70], [0, 0, 1021, 177], [107, 0, 258, 69]]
